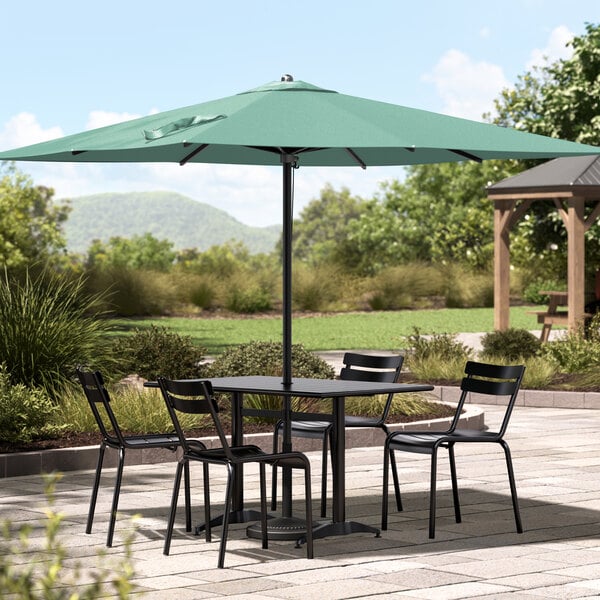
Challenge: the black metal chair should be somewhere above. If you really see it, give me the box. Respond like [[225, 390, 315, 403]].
[[381, 360, 525, 539], [157, 377, 314, 569], [271, 352, 404, 517], [76, 367, 194, 547]]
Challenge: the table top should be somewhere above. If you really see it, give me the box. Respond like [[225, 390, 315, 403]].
[[204, 375, 433, 398]]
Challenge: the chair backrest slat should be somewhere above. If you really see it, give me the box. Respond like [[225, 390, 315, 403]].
[[340, 353, 404, 422], [453, 360, 525, 438], [158, 378, 234, 460], [76, 367, 125, 445]]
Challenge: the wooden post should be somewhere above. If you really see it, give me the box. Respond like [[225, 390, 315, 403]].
[[494, 199, 513, 331], [567, 197, 586, 333]]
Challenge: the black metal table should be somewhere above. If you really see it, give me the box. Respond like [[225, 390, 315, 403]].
[[205, 375, 434, 542]]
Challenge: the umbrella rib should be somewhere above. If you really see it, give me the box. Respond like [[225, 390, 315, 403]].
[[346, 148, 366, 169], [449, 149, 482, 163], [179, 144, 209, 166]]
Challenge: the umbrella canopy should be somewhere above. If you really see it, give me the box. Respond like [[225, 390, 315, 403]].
[[2, 75, 600, 384], [2, 77, 598, 167]]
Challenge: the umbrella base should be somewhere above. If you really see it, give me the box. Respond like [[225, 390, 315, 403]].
[[246, 517, 380, 542]]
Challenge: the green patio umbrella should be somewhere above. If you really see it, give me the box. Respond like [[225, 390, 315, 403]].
[[2, 74, 600, 384]]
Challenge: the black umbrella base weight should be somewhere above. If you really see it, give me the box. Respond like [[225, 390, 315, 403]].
[[246, 517, 380, 543]]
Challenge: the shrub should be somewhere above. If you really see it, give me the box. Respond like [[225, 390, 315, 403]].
[[480, 328, 541, 361], [441, 265, 494, 308], [368, 264, 444, 310], [522, 279, 565, 304], [293, 263, 342, 312], [208, 341, 335, 418], [541, 314, 600, 373], [188, 276, 217, 309], [0, 473, 137, 598], [111, 325, 207, 380], [0, 365, 65, 442], [0, 268, 114, 397], [85, 266, 177, 316], [403, 328, 473, 381]]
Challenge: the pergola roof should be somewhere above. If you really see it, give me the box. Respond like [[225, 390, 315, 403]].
[[488, 155, 600, 198]]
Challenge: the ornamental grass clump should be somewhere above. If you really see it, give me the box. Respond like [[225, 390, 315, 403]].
[[0, 268, 113, 398]]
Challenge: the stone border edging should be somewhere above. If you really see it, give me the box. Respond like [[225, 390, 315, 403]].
[[3, 384, 596, 479], [0, 402, 483, 479]]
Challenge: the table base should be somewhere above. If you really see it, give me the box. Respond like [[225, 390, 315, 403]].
[[194, 509, 266, 536], [246, 517, 380, 544]]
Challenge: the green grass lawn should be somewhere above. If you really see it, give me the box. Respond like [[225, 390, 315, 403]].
[[112, 306, 546, 355]]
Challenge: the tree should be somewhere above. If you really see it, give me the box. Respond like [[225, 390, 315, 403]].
[[289, 184, 367, 265], [493, 22, 600, 279], [0, 163, 70, 269], [344, 160, 518, 274], [86, 232, 176, 271]]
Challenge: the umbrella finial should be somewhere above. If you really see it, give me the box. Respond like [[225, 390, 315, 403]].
[[281, 74, 294, 82]]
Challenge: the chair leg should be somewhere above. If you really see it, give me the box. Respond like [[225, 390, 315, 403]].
[[304, 465, 314, 559], [447, 444, 461, 524], [218, 464, 234, 569], [107, 447, 125, 547], [203, 463, 212, 542], [390, 451, 402, 512], [500, 440, 523, 533], [381, 445, 390, 530], [164, 460, 184, 555], [259, 463, 268, 549], [270, 426, 280, 512], [183, 461, 192, 533], [429, 448, 438, 539], [86, 442, 106, 535]]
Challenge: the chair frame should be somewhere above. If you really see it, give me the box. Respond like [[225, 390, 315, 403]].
[[158, 377, 314, 568], [381, 360, 525, 539], [76, 367, 191, 547], [271, 352, 403, 517]]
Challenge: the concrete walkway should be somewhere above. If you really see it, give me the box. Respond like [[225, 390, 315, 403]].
[[2, 404, 600, 598]]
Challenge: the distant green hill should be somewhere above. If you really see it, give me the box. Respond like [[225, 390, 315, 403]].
[[61, 191, 279, 254]]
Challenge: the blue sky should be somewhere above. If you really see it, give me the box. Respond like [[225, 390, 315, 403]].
[[1, 1, 598, 226]]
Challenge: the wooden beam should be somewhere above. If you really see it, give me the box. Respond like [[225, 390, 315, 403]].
[[567, 197, 586, 333], [585, 200, 600, 232], [494, 199, 514, 330]]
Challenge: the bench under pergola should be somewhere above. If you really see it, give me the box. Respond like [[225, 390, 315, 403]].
[[488, 155, 600, 335]]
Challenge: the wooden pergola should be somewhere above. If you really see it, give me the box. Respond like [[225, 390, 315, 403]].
[[487, 155, 600, 333]]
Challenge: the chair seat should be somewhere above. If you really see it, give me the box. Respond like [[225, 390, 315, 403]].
[[122, 433, 180, 448], [389, 429, 499, 452]]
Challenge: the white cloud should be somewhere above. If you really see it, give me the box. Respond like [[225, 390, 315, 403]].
[[0, 112, 63, 149], [526, 25, 574, 71], [422, 49, 510, 119]]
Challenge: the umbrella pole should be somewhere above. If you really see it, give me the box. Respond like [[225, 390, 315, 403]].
[[282, 155, 295, 387]]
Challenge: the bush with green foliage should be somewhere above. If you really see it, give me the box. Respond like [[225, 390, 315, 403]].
[[85, 266, 177, 316], [0, 364, 65, 443], [208, 341, 335, 417], [0, 473, 137, 598], [368, 264, 444, 310], [293, 263, 343, 312], [111, 325, 207, 380], [403, 328, 473, 381], [522, 280, 566, 305], [440, 264, 494, 308], [0, 268, 113, 397], [541, 314, 600, 373], [480, 328, 541, 361]]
